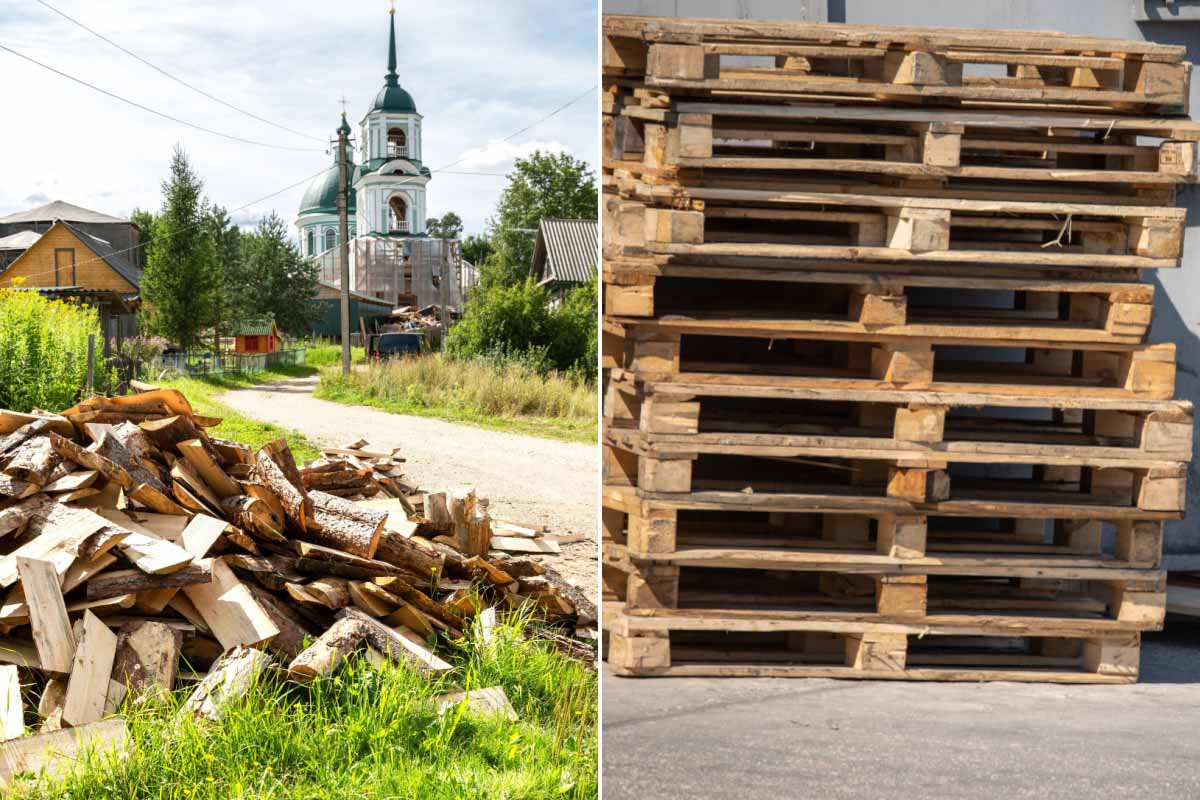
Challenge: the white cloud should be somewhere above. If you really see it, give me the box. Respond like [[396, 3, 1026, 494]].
[[452, 138, 572, 170], [0, 0, 598, 236]]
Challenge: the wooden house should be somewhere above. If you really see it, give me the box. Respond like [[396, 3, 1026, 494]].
[[234, 319, 283, 354], [530, 218, 597, 304]]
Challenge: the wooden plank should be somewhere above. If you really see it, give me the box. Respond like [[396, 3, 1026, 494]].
[[182, 559, 280, 650], [180, 514, 228, 558], [17, 557, 75, 674], [112, 620, 181, 700], [0, 717, 127, 785], [62, 611, 119, 727], [434, 686, 518, 721], [0, 666, 22, 742], [489, 536, 563, 555]]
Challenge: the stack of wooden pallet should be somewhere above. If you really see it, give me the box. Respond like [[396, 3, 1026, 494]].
[[0, 387, 594, 780], [601, 14, 1197, 682]]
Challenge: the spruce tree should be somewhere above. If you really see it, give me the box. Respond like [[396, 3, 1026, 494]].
[[141, 147, 220, 350], [240, 212, 321, 337]]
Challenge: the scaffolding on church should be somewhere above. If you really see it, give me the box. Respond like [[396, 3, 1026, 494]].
[[313, 236, 471, 310]]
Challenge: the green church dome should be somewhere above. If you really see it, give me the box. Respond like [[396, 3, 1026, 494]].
[[370, 10, 417, 114], [299, 153, 356, 217]]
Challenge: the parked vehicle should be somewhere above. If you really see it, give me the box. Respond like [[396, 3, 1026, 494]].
[[368, 332, 424, 360]]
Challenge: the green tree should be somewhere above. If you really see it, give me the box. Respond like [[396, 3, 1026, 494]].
[[206, 205, 247, 353], [240, 212, 321, 337], [481, 151, 596, 290], [141, 146, 220, 350], [425, 211, 463, 240], [461, 233, 492, 268], [129, 208, 157, 268]]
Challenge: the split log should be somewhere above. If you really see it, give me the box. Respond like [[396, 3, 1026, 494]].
[[449, 489, 492, 557], [0, 419, 57, 458], [182, 559, 280, 650], [177, 439, 239, 498], [3, 437, 61, 486], [373, 576, 463, 633], [0, 717, 128, 785], [139, 415, 205, 455], [0, 666, 22, 741], [87, 562, 213, 601], [251, 448, 311, 531], [17, 557, 75, 674], [112, 620, 181, 699], [305, 490, 386, 559], [243, 582, 313, 660], [336, 608, 452, 675], [62, 611, 119, 727], [0, 474, 37, 500], [302, 578, 351, 609], [0, 494, 54, 538], [285, 616, 370, 682], [374, 530, 444, 579], [181, 646, 273, 722], [36, 678, 66, 731]]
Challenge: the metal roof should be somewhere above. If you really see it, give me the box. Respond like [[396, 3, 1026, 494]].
[[0, 200, 128, 225], [61, 222, 142, 289], [235, 318, 279, 337], [0, 231, 41, 250], [530, 218, 597, 286]]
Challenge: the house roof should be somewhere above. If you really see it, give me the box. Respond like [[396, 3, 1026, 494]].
[[0, 200, 128, 225], [531, 218, 597, 286], [236, 318, 280, 337], [61, 222, 142, 289], [0, 231, 41, 250]]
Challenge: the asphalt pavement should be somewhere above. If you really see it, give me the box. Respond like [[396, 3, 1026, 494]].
[[602, 619, 1200, 800]]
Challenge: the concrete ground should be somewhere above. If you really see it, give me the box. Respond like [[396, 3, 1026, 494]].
[[603, 619, 1200, 799]]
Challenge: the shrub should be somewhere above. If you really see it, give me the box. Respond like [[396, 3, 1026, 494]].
[[0, 289, 109, 412]]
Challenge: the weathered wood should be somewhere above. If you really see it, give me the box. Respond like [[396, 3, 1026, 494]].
[[17, 557, 75, 674], [3, 436, 61, 486], [62, 611, 119, 727], [285, 616, 370, 682], [181, 646, 273, 722], [336, 607, 452, 675], [177, 439, 240, 498], [305, 490, 387, 559], [374, 531, 445, 579], [434, 685, 518, 721], [251, 445, 312, 531]]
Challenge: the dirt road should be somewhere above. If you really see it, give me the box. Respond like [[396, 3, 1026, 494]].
[[221, 375, 598, 604]]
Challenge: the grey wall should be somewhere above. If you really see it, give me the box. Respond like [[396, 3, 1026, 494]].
[[604, 0, 1200, 564]]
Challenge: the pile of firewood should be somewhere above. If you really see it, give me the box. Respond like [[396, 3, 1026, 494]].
[[0, 387, 595, 783]]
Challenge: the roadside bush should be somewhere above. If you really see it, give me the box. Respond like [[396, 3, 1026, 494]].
[[446, 276, 597, 375], [0, 289, 111, 413]]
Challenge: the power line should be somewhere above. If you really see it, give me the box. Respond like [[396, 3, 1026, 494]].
[[0, 43, 325, 153], [34, 0, 327, 144]]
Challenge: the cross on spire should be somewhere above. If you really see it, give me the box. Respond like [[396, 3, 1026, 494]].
[[339, 96, 349, 115]]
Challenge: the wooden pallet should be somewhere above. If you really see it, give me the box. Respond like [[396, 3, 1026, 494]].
[[603, 15, 1191, 113], [606, 259, 1158, 345], [604, 324, 1178, 400], [608, 610, 1144, 683], [606, 192, 1186, 269], [606, 98, 1200, 186]]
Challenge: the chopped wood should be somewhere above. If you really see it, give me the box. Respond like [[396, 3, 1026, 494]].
[[181, 646, 273, 722], [3, 436, 61, 486], [112, 620, 181, 700], [285, 616, 370, 682], [183, 559, 280, 650], [17, 557, 75, 674], [86, 562, 213, 601], [62, 611, 118, 726], [434, 686, 518, 721], [177, 439, 240, 498], [336, 608, 452, 675], [490, 536, 562, 555], [0, 717, 127, 785], [0, 666, 23, 742], [251, 448, 311, 531], [307, 490, 387, 558]]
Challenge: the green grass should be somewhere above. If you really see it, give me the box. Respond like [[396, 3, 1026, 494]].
[[154, 364, 324, 462], [303, 341, 367, 367], [315, 355, 597, 443], [14, 613, 598, 799]]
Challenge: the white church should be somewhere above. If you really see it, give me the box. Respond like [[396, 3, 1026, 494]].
[[296, 8, 461, 308]]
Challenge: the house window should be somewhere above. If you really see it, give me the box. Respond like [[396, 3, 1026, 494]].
[[388, 196, 409, 233], [306, 230, 315, 255], [387, 127, 407, 157], [324, 229, 336, 251]]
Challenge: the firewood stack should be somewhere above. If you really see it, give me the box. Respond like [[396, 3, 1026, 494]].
[[0, 387, 595, 780], [300, 440, 414, 503]]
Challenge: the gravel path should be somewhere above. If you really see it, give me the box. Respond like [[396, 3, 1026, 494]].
[[221, 375, 598, 604]]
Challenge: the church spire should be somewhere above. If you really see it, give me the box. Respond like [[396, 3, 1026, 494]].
[[385, 5, 398, 86]]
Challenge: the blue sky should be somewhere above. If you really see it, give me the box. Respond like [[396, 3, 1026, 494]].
[[0, 0, 598, 236]]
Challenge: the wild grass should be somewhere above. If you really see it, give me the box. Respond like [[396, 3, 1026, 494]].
[[13, 612, 598, 799], [302, 340, 367, 367], [315, 354, 597, 443], [156, 365, 324, 462]]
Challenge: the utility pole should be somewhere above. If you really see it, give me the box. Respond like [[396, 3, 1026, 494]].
[[336, 112, 352, 376]]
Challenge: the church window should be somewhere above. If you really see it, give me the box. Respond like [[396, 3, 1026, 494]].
[[324, 229, 337, 251], [387, 127, 407, 157], [306, 230, 315, 255], [388, 196, 409, 233]]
